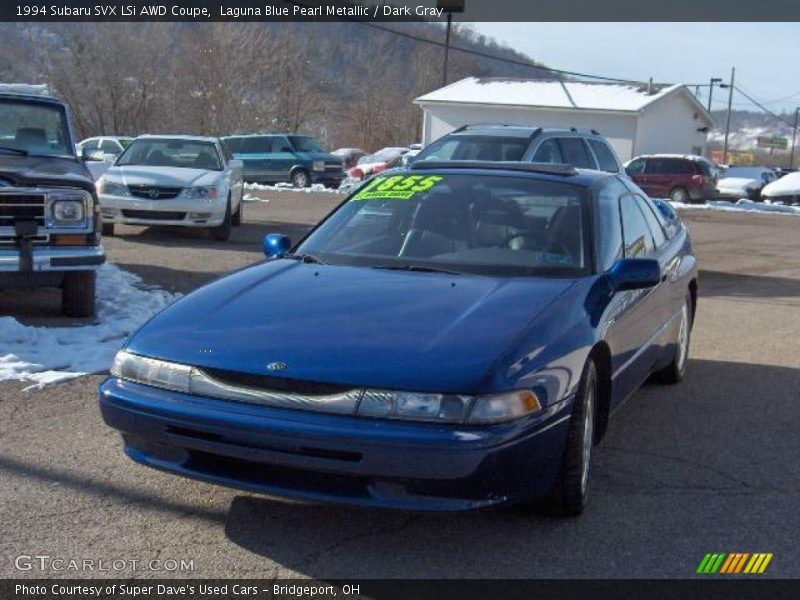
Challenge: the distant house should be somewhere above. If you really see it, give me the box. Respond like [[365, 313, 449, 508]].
[[414, 77, 715, 160]]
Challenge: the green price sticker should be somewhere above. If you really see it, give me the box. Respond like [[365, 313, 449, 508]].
[[352, 175, 444, 201]]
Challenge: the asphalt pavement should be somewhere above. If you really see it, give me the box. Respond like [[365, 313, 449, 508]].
[[1, 193, 798, 579]]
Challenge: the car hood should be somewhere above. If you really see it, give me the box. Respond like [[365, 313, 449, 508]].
[[717, 177, 759, 192], [0, 155, 94, 193], [126, 261, 576, 393], [762, 172, 800, 197], [104, 165, 219, 187]]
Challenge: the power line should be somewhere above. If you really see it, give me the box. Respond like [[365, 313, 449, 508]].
[[733, 85, 795, 127]]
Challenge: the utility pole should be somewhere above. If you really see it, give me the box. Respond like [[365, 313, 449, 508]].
[[708, 77, 722, 112], [438, 0, 465, 87], [722, 67, 735, 165], [790, 107, 800, 169]]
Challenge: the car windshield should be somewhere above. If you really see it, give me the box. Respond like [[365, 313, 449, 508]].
[[0, 98, 74, 157], [415, 135, 529, 162], [295, 172, 590, 277], [119, 138, 134, 149], [117, 139, 222, 170], [288, 136, 324, 153], [358, 148, 404, 165], [723, 167, 763, 179]]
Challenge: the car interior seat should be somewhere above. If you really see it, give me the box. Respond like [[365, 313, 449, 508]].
[[399, 192, 471, 258], [544, 204, 583, 266], [472, 195, 523, 249], [15, 128, 48, 147]]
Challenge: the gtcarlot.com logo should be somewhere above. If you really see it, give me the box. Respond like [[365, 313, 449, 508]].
[[696, 552, 773, 574]]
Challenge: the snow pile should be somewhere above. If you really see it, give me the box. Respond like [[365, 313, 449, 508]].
[[0, 264, 179, 387], [243, 182, 347, 195], [669, 198, 800, 216]]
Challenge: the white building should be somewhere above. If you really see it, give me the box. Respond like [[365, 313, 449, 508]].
[[414, 77, 715, 161]]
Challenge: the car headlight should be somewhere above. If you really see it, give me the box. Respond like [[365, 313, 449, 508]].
[[357, 390, 472, 423], [111, 351, 191, 393], [97, 178, 129, 197], [467, 390, 541, 424], [312, 161, 325, 172], [180, 186, 218, 199], [47, 192, 90, 228]]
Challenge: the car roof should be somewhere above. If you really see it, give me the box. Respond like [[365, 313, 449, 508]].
[[0, 92, 66, 106], [137, 134, 219, 143], [447, 124, 606, 139], [222, 133, 308, 138], [405, 160, 613, 187], [632, 153, 711, 162]]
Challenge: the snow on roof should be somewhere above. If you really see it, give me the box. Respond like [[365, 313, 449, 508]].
[[415, 77, 695, 114], [0, 83, 52, 97]]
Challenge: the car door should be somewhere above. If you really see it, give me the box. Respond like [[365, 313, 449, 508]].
[[603, 189, 664, 404], [643, 158, 672, 198], [219, 140, 243, 208], [271, 136, 297, 182], [241, 136, 274, 182]]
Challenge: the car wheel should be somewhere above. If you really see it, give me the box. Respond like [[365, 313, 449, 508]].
[[556, 359, 597, 516], [102, 223, 115, 236], [210, 199, 232, 241], [655, 294, 692, 384], [231, 199, 242, 226], [669, 187, 690, 204], [291, 169, 310, 188], [62, 271, 96, 318]]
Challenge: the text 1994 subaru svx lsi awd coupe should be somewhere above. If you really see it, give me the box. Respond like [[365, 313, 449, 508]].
[[99, 161, 697, 515]]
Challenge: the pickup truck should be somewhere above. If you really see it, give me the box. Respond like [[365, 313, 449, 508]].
[[0, 84, 105, 317]]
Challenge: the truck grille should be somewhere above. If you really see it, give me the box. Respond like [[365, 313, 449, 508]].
[[121, 209, 186, 221], [0, 193, 47, 227], [127, 185, 183, 200]]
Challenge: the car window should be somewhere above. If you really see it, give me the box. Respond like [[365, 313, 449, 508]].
[[0, 98, 73, 157], [531, 138, 565, 164], [81, 139, 100, 152], [219, 141, 233, 163], [620, 194, 656, 258], [634, 194, 667, 247], [117, 139, 223, 170], [287, 136, 324, 152], [416, 135, 529, 162], [224, 137, 243, 153], [297, 173, 591, 277], [557, 138, 594, 169], [241, 136, 273, 154], [594, 179, 626, 271], [587, 140, 619, 173], [100, 139, 122, 153], [626, 158, 646, 175]]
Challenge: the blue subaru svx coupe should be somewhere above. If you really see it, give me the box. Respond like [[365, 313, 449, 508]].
[[99, 161, 697, 515]]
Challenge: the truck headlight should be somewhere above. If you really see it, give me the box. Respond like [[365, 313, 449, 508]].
[[48, 192, 90, 228], [312, 161, 325, 172], [180, 186, 218, 199]]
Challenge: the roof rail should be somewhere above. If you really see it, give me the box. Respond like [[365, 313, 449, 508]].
[[452, 123, 542, 134], [410, 160, 578, 176]]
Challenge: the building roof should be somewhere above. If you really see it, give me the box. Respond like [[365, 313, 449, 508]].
[[415, 77, 714, 124]]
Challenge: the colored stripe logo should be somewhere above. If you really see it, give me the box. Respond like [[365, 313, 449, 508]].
[[697, 553, 773, 574]]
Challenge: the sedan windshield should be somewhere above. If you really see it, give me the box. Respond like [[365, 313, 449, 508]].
[[296, 172, 590, 277], [0, 99, 73, 157], [117, 139, 222, 170]]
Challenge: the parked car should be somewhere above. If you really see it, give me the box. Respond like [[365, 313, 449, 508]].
[[625, 154, 718, 203], [411, 125, 624, 174], [223, 134, 344, 188], [761, 171, 800, 205], [715, 166, 777, 200], [331, 147, 366, 170], [772, 167, 797, 179], [96, 135, 243, 240], [99, 161, 697, 515], [0, 84, 104, 317], [77, 136, 136, 181], [347, 147, 408, 180]]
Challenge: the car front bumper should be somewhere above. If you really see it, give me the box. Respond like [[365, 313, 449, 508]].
[[99, 194, 227, 228], [99, 377, 572, 511], [0, 245, 105, 273]]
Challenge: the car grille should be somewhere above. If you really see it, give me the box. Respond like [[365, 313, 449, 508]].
[[121, 209, 186, 221], [0, 192, 47, 228], [201, 367, 355, 396], [127, 185, 183, 200]]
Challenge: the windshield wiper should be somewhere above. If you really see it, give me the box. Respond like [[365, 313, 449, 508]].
[[0, 146, 28, 156], [283, 253, 327, 265], [372, 264, 462, 275]]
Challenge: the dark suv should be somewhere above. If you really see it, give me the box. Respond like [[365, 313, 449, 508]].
[[625, 154, 718, 204], [0, 85, 104, 317], [411, 125, 624, 173]]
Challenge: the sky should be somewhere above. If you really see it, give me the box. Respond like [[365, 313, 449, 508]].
[[468, 23, 800, 116]]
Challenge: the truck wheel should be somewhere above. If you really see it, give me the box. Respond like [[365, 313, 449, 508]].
[[291, 169, 310, 188], [62, 271, 96, 318], [102, 223, 115, 236], [210, 199, 232, 241], [232, 199, 242, 226]]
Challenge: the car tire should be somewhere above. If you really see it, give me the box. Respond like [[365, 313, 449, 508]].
[[210, 199, 232, 241], [655, 294, 692, 384], [555, 359, 597, 516], [62, 271, 96, 318], [232, 198, 242, 226], [102, 222, 115, 236], [291, 169, 310, 188], [669, 187, 691, 204]]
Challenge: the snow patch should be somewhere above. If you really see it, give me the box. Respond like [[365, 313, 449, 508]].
[[668, 198, 800, 216], [0, 264, 179, 387], [244, 182, 347, 194]]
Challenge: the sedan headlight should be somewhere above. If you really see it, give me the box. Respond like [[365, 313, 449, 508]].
[[312, 160, 325, 172], [48, 192, 90, 228], [111, 351, 543, 425], [97, 178, 129, 197], [180, 186, 218, 200]]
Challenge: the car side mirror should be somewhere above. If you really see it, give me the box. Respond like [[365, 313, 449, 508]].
[[263, 233, 291, 258], [82, 148, 103, 161], [608, 258, 661, 291]]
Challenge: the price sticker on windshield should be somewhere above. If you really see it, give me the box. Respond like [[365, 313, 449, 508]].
[[352, 175, 444, 200]]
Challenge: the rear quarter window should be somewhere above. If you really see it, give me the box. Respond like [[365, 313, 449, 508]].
[[558, 138, 595, 169], [587, 139, 619, 173]]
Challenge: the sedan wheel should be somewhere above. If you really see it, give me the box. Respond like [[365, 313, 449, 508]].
[[655, 294, 691, 384]]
